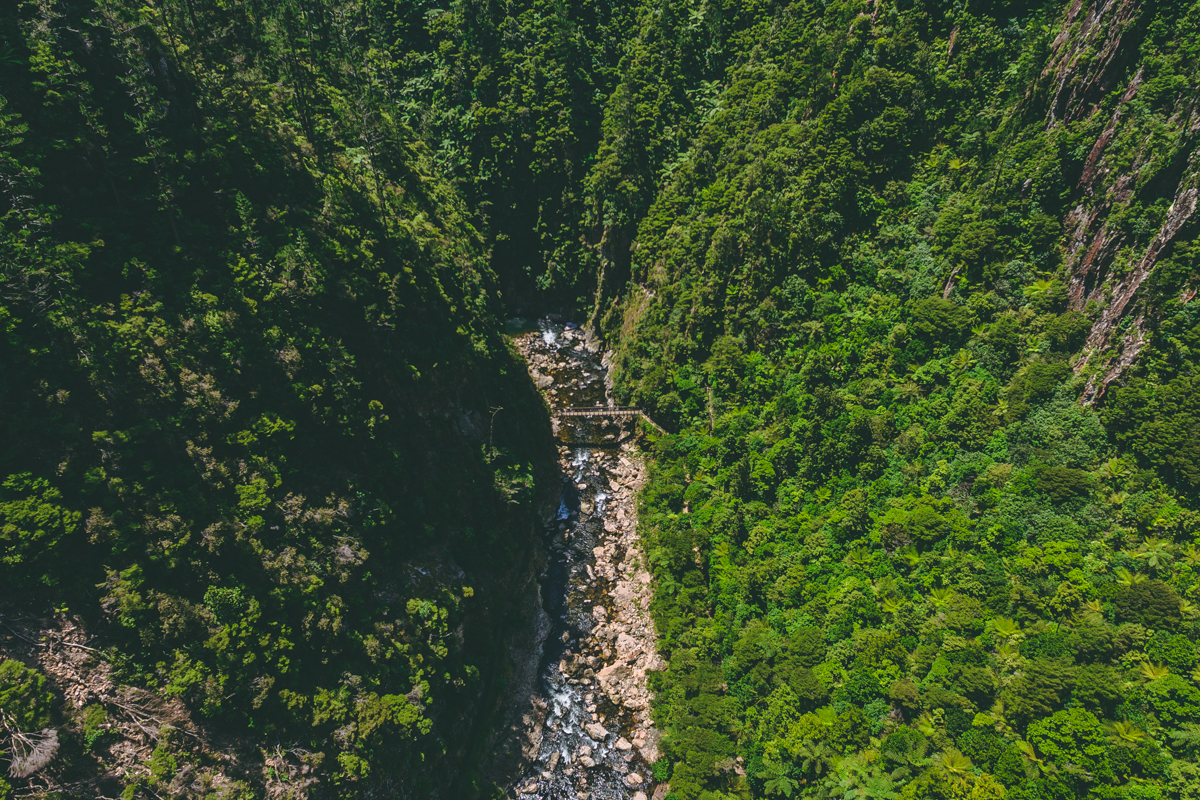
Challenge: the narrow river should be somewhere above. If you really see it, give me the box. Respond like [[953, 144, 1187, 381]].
[[505, 319, 664, 800]]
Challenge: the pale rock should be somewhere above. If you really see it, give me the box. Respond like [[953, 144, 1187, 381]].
[[584, 722, 608, 740], [597, 662, 649, 711], [638, 727, 663, 762], [624, 772, 644, 787], [615, 737, 633, 751], [616, 632, 642, 659]]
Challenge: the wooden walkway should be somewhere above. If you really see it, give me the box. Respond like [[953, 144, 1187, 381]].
[[556, 406, 666, 434]]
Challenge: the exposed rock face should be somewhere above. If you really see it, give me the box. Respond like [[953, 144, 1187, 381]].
[[1076, 184, 1199, 403], [1037, 0, 1200, 403], [1042, 0, 1142, 124]]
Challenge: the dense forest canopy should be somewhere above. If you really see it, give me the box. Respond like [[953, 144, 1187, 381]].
[[598, 1, 1200, 798], [2, 0, 1200, 798]]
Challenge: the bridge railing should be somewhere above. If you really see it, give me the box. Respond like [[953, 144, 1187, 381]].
[[554, 406, 666, 433], [557, 408, 644, 418]]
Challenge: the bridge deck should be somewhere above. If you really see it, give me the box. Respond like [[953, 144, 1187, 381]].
[[558, 408, 641, 417], [555, 407, 666, 433]]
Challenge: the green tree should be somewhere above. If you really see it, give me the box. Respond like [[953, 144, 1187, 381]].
[[0, 659, 52, 731], [0, 474, 79, 584], [1026, 707, 1112, 780]]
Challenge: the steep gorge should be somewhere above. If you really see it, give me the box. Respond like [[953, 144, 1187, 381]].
[[3, 1, 1200, 800]]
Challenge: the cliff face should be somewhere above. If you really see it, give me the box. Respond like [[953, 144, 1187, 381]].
[[1046, 0, 1200, 401], [0, 2, 555, 797], [590, 0, 1198, 394]]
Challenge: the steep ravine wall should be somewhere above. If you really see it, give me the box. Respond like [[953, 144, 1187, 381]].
[[584, 3, 1200, 796], [0, 3, 573, 796], [0, 367, 561, 800], [1043, 0, 1200, 401]]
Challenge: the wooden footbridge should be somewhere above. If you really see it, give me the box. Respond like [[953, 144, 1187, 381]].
[[556, 406, 666, 434]]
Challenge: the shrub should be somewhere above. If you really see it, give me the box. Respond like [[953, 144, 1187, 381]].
[[829, 706, 872, 751], [1035, 466, 1092, 503], [203, 586, 249, 626], [785, 667, 829, 710], [994, 744, 1032, 785], [1073, 664, 1124, 713], [0, 474, 80, 586], [0, 659, 52, 730], [1141, 675, 1200, 729], [1006, 361, 1071, 419], [834, 668, 883, 706], [1046, 311, 1092, 351], [958, 726, 1007, 771], [789, 627, 827, 668], [1115, 581, 1183, 627], [1105, 374, 1200, 489], [1146, 631, 1196, 671], [1000, 658, 1076, 725], [876, 496, 970, 551], [910, 297, 973, 340], [1020, 630, 1077, 660], [889, 678, 920, 714], [1027, 707, 1113, 782], [82, 704, 110, 750]]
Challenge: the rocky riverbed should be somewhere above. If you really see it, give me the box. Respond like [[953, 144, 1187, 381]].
[[504, 319, 666, 800]]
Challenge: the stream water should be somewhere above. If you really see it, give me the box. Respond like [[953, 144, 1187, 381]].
[[505, 319, 659, 800]]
